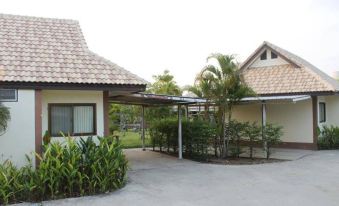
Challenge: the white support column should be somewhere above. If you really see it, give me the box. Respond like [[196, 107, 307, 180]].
[[178, 104, 183, 159], [261, 102, 267, 149], [141, 105, 146, 151], [185, 105, 189, 119]]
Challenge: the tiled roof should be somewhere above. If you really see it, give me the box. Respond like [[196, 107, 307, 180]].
[[240, 41, 339, 95], [0, 14, 147, 85]]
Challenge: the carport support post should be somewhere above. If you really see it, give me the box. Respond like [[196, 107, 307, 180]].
[[141, 105, 146, 151], [261, 102, 267, 151], [178, 104, 183, 159]]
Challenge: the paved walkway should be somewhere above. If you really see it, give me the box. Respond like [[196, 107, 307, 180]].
[[24, 149, 339, 206]]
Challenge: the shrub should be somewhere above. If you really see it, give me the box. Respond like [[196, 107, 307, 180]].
[[242, 122, 261, 159], [0, 136, 127, 205], [149, 118, 216, 161], [318, 125, 339, 149], [262, 123, 283, 159]]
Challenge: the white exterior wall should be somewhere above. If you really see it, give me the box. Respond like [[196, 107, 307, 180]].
[[0, 90, 36, 167], [250, 49, 289, 68], [42, 90, 104, 144], [321, 95, 339, 127], [233, 100, 313, 143]]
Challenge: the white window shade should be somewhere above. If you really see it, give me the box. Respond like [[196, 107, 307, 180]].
[[51, 106, 73, 136], [73, 106, 94, 134]]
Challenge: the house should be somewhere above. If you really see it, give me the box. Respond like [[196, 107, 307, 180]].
[[233, 41, 339, 150], [0, 14, 147, 167]]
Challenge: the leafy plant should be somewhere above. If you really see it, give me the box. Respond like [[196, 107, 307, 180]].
[[149, 118, 216, 161], [318, 125, 339, 149], [195, 54, 254, 158], [0, 103, 10, 136], [0, 136, 128, 205], [262, 124, 283, 159], [243, 122, 261, 159]]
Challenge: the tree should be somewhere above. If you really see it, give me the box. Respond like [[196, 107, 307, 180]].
[[187, 76, 214, 120], [146, 70, 182, 120], [197, 54, 254, 158], [0, 103, 10, 135], [148, 70, 182, 96]]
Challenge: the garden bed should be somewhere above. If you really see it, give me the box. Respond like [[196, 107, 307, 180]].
[[206, 157, 287, 165], [152, 150, 287, 165]]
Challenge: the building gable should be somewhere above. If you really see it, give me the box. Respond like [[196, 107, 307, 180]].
[[248, 48, 289, 68]]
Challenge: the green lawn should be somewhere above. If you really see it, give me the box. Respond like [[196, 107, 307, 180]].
[[117, 131, 152, 148]]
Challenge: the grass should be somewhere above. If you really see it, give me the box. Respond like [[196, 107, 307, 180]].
[[116, 131, 152, 149]]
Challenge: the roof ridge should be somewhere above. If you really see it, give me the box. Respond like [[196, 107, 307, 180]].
[[0, 13, 78, 24]]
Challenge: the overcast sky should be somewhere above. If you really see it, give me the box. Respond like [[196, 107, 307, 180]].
[[2, 0, 339, 86]]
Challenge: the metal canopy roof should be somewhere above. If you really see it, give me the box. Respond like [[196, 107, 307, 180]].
[[108, 93, 207, 106], [240, 95, 311, 103], [108, 93, 311, 106]]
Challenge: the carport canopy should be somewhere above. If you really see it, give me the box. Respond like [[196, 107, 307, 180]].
[[108, 93, 207, 159], [108, 93, 311, 159]]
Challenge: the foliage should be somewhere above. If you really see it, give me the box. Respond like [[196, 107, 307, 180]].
[[149, 118, 217, 161], [227, 120, 247, 158], [243, 122, 261, 159], [196, 54, 254, 158], [0, 103, 10, 136], [0, 136, 127, 205], [146, 70, 183, 121], [118, 131, 152, 149], [318, 125, 339, 149], [109, 104, 141, 134], [147, 70, 182, 96], [42, 130, 51, 145], [262, 124, 283, 159]]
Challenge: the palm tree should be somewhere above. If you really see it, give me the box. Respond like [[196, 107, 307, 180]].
[[0, 103, 10, 135], [198, 53, 254, 158], [187, 76, 213, 120]]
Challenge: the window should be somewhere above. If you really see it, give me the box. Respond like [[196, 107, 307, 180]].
[[0, 89, 17, 102], [49, 104, 96, 136], [260, 50, 267, 60], [271, 51, 278, 59], [319, 102, 326, 123]]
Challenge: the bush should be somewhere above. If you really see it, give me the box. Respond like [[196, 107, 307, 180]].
[[149, 118, 216, 161], [262, 123, 283, 159], [318, 125, 339, 149], [0, 136, 127, 205]]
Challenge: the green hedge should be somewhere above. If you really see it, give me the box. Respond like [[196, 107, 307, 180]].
[[318, 125, 339, 149], [149, 118, 217, 160], [0, 137, 127, 205]]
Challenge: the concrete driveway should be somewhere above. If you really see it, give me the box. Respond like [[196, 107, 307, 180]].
[[38, 149, 339, 206]]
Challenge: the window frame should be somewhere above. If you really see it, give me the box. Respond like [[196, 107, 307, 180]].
[[48, 103, 97, 137], [260, 50, 267, 60], [0, 89, 18, 102], [319, 102, 326, 123]]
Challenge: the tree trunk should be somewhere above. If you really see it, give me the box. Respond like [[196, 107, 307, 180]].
[[224, 105, 233, 159], [221, 109, 227, 158]]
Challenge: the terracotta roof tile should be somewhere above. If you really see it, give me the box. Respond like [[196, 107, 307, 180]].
[[0, 14, 147, 85], [240, 41, 339, 95]]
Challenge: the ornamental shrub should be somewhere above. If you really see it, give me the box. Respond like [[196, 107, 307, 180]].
[[0, 136, 127, 205], [318, 125, 339, 149], [149, 118, 217, 161]]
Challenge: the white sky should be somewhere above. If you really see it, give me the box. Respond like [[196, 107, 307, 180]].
[[2, 0, 339, 86]]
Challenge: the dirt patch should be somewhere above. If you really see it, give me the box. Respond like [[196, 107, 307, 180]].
[[206, 157, 287, 165], [150, 150, 287, 165]]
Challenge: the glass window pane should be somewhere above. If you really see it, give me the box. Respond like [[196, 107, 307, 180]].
[[51, 106, 72, 136], [73, 106, 94, 134], [319, 103, 326, 123]]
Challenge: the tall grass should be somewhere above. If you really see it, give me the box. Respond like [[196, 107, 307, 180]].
[[0, 136, 128, 205]]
